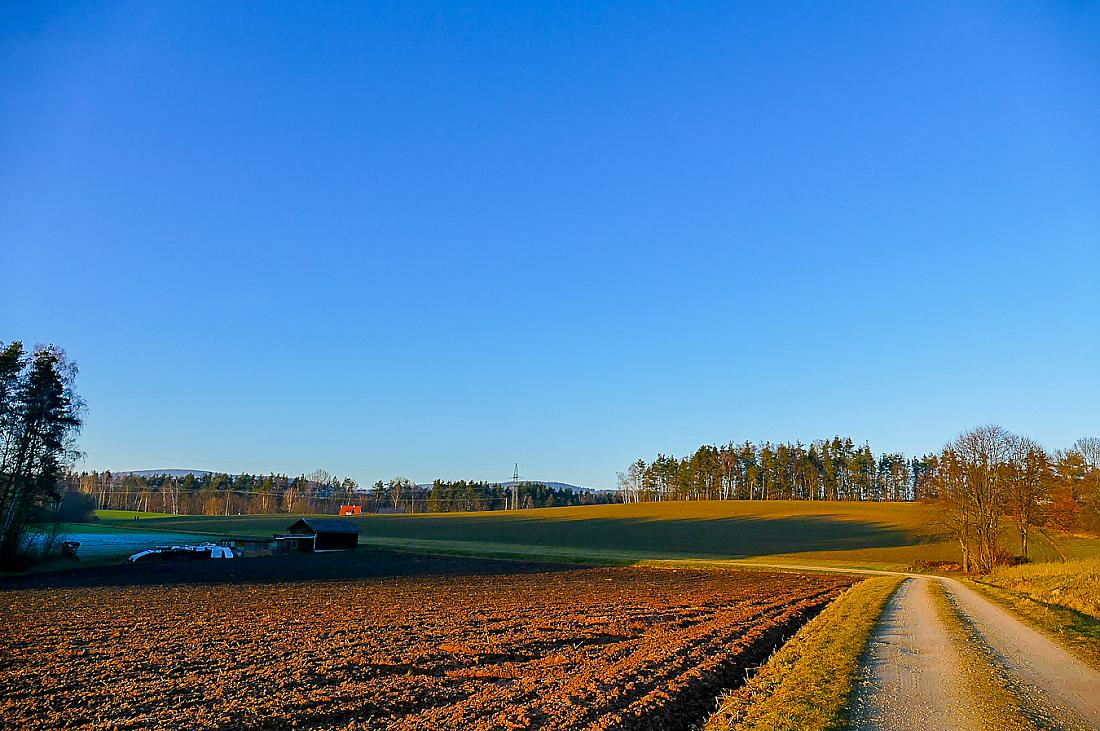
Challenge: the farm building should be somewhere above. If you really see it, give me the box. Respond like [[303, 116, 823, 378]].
[[219, 536, 274, 557], [338, 505, 363, 516], [274, 518, 360, 553]]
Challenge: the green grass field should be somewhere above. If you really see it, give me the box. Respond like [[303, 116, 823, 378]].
[[6, 522, 216, 573], [91, 500, 1057, 571], [95, 509, 177, 520], [95, 501, 1088, 570], [1052, 536, 1100, 561]]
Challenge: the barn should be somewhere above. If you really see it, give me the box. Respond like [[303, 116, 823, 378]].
[[275, 518, 360, 553]]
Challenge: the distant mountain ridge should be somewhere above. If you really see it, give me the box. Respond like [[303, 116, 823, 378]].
[[417, 480, 612, 493], [114, 469, 213, 478]]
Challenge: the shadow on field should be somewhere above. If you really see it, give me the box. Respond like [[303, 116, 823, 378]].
[[357, 514, 926, 558], [110, 504, 946, 560], [0, 549, 575, 591]]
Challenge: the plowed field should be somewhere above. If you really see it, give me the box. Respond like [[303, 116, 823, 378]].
[[1, 561, 854, 730]]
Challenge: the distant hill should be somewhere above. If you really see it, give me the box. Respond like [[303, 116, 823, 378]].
[[114, 469, 213, 478]]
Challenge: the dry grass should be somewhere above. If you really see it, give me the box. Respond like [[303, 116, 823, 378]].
[[983, 558, 1100, 619], [704, 575, 902, 731], [970, 560, 1100, 670]]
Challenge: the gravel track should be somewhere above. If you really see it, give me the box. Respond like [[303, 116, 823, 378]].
[[846, 571, 1100, 731], [942, 578, 1100, 730], [849, 577, 984, 731]]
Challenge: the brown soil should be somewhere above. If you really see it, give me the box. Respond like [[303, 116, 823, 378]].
[[0, 548, 567, 590], [0, 560, 853, 730]]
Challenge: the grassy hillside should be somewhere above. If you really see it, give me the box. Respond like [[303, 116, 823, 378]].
[[97, 500, 1040, 571]]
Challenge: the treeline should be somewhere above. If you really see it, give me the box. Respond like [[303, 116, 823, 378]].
[[76, 469, 361, 516], [74, 471, 617, 516], [618, 437, 934, 503], [0, 342, 83, 568], [357, 477, 615, 513], [424, 480, 612, 512]]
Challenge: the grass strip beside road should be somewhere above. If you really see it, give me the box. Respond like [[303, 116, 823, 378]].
[[981, 558, 1100, 619], [705, 575, 903, 731]]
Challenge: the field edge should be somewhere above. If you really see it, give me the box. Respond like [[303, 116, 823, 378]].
[[704, 575, 903, 731]]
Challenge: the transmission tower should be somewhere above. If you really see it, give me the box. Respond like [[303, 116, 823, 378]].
[[512, 463, 520, 510]]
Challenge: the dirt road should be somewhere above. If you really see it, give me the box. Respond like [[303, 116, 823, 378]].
[[943, 578, 1100, 729], [849, 575, 1100, 731], [849, 577, 985, 730]]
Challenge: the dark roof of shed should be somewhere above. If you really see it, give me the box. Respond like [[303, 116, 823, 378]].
[[287, 518, 361, 534]]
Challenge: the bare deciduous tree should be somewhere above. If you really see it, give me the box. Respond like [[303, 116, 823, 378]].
[[1073, 437, 1100, 471], [1006, 436, 1050, 560], [936, 425, 1025, 573], [388, 476, 413, 512], [936, 448, 973, 573], [617, 460, 645, 503]]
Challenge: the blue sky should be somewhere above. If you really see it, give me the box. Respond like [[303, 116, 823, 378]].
[[2, 2, 1097, 488]]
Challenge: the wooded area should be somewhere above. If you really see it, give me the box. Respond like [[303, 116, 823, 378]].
[[620, 430, 1100, 572], [71, 472, 616, 516], [618, 438, 933, 503], [423, 479, 614, 511], [76, 469, 361, 516]]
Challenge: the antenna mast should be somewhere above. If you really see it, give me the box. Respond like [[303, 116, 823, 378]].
[[512, 463, 520, 510]]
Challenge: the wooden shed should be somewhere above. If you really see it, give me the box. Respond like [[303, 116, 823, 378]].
[[278, 518, 360, 552], [219, 536, 274, 557]]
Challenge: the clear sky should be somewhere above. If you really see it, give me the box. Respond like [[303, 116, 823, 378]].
[[2, 2, 1097, 488]]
